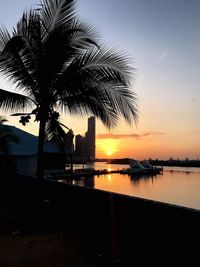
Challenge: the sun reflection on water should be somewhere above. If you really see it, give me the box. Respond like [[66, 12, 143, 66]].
[[107, 164, 112, 172], [107, 174, 112, 183]]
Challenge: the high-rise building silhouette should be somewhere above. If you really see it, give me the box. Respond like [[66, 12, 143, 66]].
[[65, 129, 74, 153], [86, 116, 96, 161], [74, 116, 96, 162], [64, 129, 74, 165], [75, 134, 86, 161]]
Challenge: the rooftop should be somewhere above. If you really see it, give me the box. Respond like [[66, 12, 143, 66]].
[[1, 126, 60, 156]]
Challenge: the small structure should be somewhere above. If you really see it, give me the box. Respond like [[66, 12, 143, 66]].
[[0, 126, 66, 176]]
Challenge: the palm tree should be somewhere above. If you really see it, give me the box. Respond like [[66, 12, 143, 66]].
[[0, 0, 138, 191]]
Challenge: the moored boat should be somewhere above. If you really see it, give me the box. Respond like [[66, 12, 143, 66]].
[[140, 160, 163, 174], [120, 159, 163, 175]]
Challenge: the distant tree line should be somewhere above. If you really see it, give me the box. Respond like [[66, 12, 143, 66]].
[[150, 159, 200, 168], [105, 157, 200, 168]]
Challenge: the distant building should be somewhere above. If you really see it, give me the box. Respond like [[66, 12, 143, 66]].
[[74, 116, 96, 162], [65, 129, 74, 153], [86, 116, 96, 161], [75, 134, 86, 161], [63, 129, 74, 165]]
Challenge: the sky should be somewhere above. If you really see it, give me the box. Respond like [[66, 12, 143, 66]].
[[0, 0, 200, 160]]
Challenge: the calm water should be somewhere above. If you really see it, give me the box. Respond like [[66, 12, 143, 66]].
[[63, 162, 200, 210]]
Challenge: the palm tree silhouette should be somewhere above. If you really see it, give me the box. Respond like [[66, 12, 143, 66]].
[[0, 0, 138, 192]]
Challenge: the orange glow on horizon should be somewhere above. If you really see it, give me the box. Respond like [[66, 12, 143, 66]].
[[5, 114, 200, 160], [96, 138, 119, 158], [96, 134, 200, 160]]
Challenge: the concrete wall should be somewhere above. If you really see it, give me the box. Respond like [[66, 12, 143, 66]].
[[14, 153, 65, 176], [44, 181, 200, 264], [15, 155, 37, 176], [10, 174, 200, 265]]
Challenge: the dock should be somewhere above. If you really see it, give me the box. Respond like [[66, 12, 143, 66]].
[[45, 167, 162, 180]]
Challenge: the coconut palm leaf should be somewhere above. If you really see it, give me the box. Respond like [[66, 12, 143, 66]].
[[0, 33, 37, 96], [56, 46, 138, 127], [55, 45, 132, 94], [40, 0, 75, 31], [0, 28, 11, 52], [45, 115, 67, 151], [0, 117, 7, 123], [0, 88, 33, 112], [11, 113, 31, 117], [68, 19, 99, 49]]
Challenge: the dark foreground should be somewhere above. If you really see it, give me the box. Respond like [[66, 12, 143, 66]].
[[0, 173, 199, 266]]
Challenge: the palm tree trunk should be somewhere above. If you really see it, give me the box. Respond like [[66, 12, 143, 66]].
[[36, 118, 46, 200]]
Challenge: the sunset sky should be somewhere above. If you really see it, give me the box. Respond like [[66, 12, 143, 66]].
[[0, 0, 200, 160]]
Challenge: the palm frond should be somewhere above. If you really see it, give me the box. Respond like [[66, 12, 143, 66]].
[[0, 88, 33, 112], [0, 40, 36, 96], [14, 10, 38, 39], [11, 112, 31, 116], [0, 27, 11, 52], [55, 45, 138, 126], [40, 0, 75, 32], [14, 12, 29, 37], [81, 45, 133, 82], [58, 78, 121, 128], [59, 91, 119, 128], [29, 22, 97, 95], [69, 19, 99, 49], [0, 12, 42, 98], [0, 116, 7, 124], [54, 45, 132, 93], [45, 115, 67, 151]]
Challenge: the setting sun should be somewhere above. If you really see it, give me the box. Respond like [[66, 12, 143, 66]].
[[107, 150, 113, 156], [96, 138, 119, 158]]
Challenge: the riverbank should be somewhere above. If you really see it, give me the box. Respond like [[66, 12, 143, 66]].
[[0, 173, 199, 266]]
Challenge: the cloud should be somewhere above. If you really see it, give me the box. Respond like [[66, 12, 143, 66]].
[[97, 132, 165, 140]]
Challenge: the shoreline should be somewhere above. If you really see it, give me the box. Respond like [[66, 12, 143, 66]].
[[108, 162, 200, 168], [101, 158, 200, 168]]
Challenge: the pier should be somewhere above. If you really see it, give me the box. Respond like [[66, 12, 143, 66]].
[[45, 168, 122, 180], [45, 166, 162, 180]]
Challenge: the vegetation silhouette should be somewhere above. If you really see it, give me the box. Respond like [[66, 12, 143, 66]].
[[0, 0, 138, 194]]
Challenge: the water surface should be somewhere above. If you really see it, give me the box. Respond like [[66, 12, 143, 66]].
[[64, 162, 200, 210]]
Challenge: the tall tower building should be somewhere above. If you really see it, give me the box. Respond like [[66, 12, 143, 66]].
[[86, 116, 96, 161], [64, 129, 74, 165], [75, 134, 86, 161], [65, 129, 74, 153]]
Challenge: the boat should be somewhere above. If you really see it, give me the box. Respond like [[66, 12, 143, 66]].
[[120, 159, 163, 175], [120, 159, 146, 174], [140, 160, 163, 174]]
